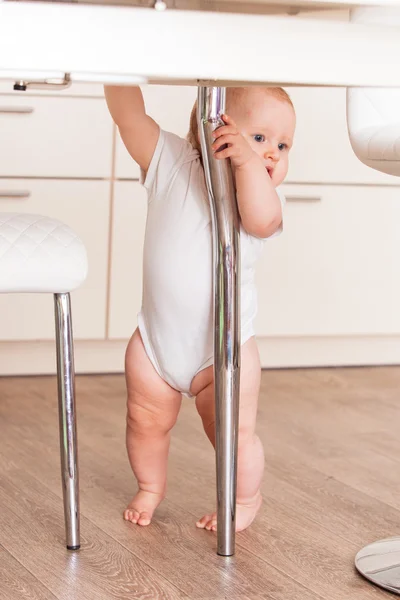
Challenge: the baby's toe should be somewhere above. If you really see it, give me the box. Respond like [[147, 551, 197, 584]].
[[205, 518, 217, 531], [137, 512, 152, 526], [124, 508, 140, 523], [196, 514, 215, 529]]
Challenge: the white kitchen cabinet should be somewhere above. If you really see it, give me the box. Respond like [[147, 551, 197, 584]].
[[0, 95, 113, 178], [0, 179, 110, 340], [255, 184, 400, 336], [115, 85, 197, 179], [108, 181, 147, 338], [2, 80, 400, 373]]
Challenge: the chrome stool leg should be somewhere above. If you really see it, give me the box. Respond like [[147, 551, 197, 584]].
[[356, 538, 400, 594], [198, 86, 241, 556], [54, 292, 80, 550]]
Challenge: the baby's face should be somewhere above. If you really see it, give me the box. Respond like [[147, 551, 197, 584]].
[[228, 91, 296, 187]]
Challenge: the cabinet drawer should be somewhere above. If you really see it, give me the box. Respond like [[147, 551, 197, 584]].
[[115, 85, 197, 179], [0, 96, 113, 178], [0, 179, 110, 340], [287, 87, 400, 185], [108, 181, 147, 338], [255, 184, 400, 336]]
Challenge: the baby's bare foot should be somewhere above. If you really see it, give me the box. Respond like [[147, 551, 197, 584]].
[[196, 492, 262, 533], [124, 489, 165, 526]]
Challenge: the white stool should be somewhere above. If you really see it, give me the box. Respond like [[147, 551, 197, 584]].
[[347, 7, 400, 595], [0, 213, 88, 551]]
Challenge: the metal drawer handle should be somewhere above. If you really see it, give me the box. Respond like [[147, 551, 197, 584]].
[[0, 106, 34, 114], [13, 74, 71, 92], [0, 191, 31, 198], [286, 195, 321, 203]]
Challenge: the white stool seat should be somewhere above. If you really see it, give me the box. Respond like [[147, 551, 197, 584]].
[[0, 213, 88, 293], [347, 88, 400, 176], [347, 8, 400, 178]]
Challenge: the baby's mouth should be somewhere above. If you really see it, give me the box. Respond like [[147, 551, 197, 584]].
[[266, 167, 273, 177]]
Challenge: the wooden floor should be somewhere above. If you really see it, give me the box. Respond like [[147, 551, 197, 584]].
[[1, 367, 400, 599]]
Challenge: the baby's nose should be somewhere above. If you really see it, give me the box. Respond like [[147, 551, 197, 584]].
[[264, 146, 279, 161]]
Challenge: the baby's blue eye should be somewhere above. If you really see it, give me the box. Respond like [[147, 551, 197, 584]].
[[278, 142, 287, 151], [253, 134, 265, 143]]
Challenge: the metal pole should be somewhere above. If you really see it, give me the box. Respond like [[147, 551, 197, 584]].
[[54, 292, 80, 550], [197, 86, 241, 556]]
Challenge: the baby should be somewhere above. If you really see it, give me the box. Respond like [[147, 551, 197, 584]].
[[104, 85, 296, 532]]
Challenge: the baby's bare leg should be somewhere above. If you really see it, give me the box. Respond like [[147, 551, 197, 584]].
[[124, 328, 182, 526], [191, 337, 263, 532]]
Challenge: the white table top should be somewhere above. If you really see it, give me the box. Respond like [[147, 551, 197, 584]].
[[7, 0, 400, 12], [1, 1, 400, 87]]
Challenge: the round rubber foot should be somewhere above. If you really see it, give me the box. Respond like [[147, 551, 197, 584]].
[[67, 544, 80, 551], [356, 537, 400, 594]]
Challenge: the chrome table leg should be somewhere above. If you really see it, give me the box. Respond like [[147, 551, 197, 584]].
[[198, 86, 241, 556], [54, 292, 80, 550]]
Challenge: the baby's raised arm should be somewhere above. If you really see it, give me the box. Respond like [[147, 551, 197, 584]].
[[104, 86, 159, 173]]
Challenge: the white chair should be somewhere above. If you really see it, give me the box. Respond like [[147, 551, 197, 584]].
[[347, 7, 400, 595], [347, 9, 400, 179], [0, 213, 88, 550]]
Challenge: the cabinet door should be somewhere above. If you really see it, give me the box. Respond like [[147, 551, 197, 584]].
[[115, 85, 197, 179], [0, 179, 110, 340], [108, 181, 147, 338], [286, 87, 400, 185], [0, 95, 113, 177], [255, 184, 400, 336]]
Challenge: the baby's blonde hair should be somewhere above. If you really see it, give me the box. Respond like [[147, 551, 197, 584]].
[[187, 87, 294, 154]]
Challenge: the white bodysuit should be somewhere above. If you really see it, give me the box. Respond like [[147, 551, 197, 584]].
[[138, 129, 285, 399]]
